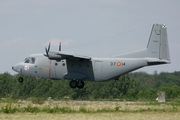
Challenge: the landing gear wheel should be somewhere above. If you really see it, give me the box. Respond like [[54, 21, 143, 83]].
[[18, 77, 24, 83], [69, 80, 77, 88], [77, 81, 84, 89]]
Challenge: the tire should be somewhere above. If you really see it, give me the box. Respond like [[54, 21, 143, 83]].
[[69, 80, 77, 88], [18, 77, 24, 83], [77, 81, 84, 89]]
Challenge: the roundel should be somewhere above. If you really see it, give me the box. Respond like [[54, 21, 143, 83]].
[[24, 65, 29, 71], [117, 62, 121, 66]]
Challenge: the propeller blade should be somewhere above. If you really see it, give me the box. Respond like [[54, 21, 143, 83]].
[[45, 42, 51, 57], [47, 42, 51, 52], [45, 47, 49, 57], [59, 42, 61, 51]]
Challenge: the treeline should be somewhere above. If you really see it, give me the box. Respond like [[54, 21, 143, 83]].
[[0, 71, 180, 101]]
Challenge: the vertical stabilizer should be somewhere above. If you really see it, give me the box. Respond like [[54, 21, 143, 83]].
[[147, 24, 170, 61]]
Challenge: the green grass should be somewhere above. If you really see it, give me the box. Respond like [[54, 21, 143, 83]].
[[0, 99, 180, 114]]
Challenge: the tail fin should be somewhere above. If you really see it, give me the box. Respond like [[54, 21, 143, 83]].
[[147, 24, 170, 61], [113, 24, 170, 63]]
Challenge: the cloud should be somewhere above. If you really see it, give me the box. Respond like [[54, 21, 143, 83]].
[[46, 38, 75, 46]]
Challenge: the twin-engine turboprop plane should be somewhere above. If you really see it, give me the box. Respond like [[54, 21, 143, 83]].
[[12, 24, 170, 89]]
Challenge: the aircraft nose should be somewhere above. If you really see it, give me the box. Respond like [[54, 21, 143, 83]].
[[12, 65, 18, 72], [12, 66, 14, 71], [12, 63, 22, 73]]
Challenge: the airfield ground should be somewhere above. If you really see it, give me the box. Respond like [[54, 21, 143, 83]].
[[1, 112, 180, 120], [0, 100, 180, 120]]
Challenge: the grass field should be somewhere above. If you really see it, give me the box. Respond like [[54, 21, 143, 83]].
[[1, 112, 180, 120], [0, 100, 180, 120]]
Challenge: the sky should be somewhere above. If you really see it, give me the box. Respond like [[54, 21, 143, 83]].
[[0, 0, 180, 75]]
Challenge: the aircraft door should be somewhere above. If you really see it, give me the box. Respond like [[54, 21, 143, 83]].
[[94, 61, 102, 80]]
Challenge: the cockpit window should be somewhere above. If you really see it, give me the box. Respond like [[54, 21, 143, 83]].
[[24, 57, 35, 64]]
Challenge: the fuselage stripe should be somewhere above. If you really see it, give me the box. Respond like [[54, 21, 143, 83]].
[[49, 60, 52, 78]]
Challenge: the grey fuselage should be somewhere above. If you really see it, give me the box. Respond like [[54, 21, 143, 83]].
[[13, 54, 148, 82]]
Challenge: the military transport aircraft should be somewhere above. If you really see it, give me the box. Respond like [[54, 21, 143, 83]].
[[12, 24, 170, 89]]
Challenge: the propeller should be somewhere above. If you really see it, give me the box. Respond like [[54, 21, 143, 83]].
[[45, 43, 51, 57], [44, 42, 62, 60]]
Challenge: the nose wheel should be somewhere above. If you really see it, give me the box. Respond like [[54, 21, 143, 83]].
[[69, 80, 85, 89], [18, 77, 24, 83]]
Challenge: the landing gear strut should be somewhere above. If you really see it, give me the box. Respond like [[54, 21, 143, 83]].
[[17, 67, 23, 83], [69, 80, 85, 89]]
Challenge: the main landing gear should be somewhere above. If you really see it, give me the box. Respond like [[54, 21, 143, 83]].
[[69, 80, 85, 89]]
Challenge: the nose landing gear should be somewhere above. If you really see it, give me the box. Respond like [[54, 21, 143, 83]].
[[17, 67, 24, 83], [69, 80, 85, 89], [18, 77, 24, 83]]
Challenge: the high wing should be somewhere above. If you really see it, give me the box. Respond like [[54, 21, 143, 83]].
[[59, 52, 91, 60], [45, 51, 91, 61], [44, 42, 91, 61]]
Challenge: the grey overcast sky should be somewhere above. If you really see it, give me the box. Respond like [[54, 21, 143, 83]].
[[0, 0, 179, 75]]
